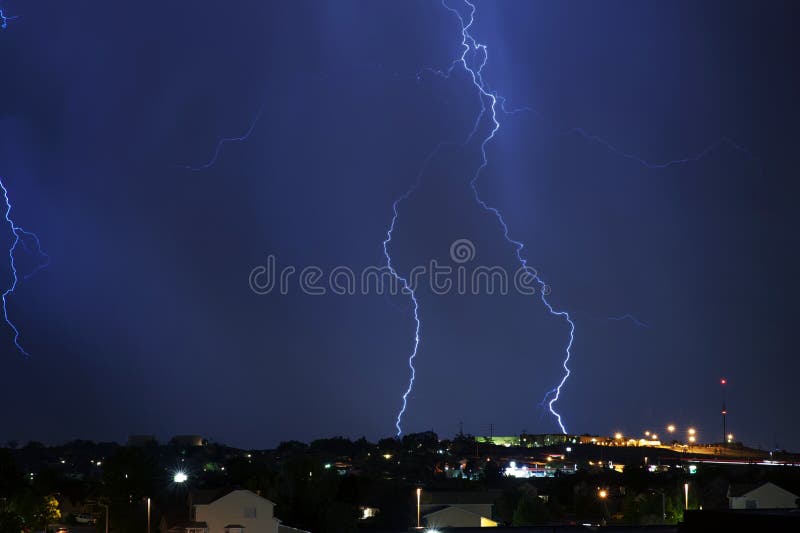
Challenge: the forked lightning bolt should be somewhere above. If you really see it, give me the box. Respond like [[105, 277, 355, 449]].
[[393, 0, 759, 435], [1, 178, 49, 357], [438, 0, 576, 433], [0, 7, 18, 30]]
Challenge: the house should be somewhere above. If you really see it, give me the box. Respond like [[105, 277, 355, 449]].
[[728, 482, 799, 509], [420, 491, 499, 528], [167, 489, 309, 533], [422, 506, 498, 528]]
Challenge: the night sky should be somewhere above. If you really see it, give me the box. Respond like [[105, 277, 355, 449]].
[[1, 0, 798, 450]]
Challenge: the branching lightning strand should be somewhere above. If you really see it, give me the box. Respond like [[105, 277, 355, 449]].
[[1, 178, 49, 357], [177, 105, 264, 171], [439, 0, 575, 433]]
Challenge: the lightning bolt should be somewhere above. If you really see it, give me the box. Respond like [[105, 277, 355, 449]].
[[573, 310, 650, 329], [0, 7, 18, 30], [414, 0, 760, 434], [384, 197, 421, 437], [177, 105, 264, 171], [431, 0, 576, 433], [1, 178, 49, 357], [385, 143, 454, 436], [566, 128, 760, 171]]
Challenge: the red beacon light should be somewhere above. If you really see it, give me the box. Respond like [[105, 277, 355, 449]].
[[720, 378, 727, 385]]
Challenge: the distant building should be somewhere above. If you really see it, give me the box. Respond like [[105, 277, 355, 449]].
[[475, 434, 595, 448], [127, 435, 157, 446], [728, 482, 799, 509], [171, 435, 205, 447]]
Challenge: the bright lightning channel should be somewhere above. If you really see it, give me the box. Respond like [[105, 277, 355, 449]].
[[1, 178, 49, 357], [0, 7, 18, 30], [439, 0, 575, 433], [385, 143, 453, 436]]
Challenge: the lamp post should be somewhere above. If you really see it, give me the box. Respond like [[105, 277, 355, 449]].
[[416, 487, 422, 529], [598, 489, 609, 524], [98, 502, 109, 533], [720, 378, 728, 446], [684, 483, 689, 511]]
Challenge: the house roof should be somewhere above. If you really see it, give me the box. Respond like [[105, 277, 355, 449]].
[[729, 483, 763, 498], [423, 505, 488, 520], [193, 488, 275, 508], [729, 481, 799, 498]]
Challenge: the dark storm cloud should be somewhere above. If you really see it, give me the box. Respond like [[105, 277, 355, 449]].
[[0, 0, 797, 450]]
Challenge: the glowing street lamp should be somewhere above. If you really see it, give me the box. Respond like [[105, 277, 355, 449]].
[[598, 489, 608, 499], [687, 428, 696, 436], [727, 433, 734, 443], [684, 483, 689, 510], [173, 471, 188, 484], [667, 424, 676, 434], [614, 432, 623, 441], [416, 487, 422, 529]]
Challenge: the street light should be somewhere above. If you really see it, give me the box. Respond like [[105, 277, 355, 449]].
[[684, 483, 690, 510], [98, 502, 109, 533], [598, 489, 609, 524], [667, 424, 676, 433], [173, 471, 188, 484], [416, 487, 422, 529]]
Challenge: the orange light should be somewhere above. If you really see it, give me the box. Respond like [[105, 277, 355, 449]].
[[598, 489, 608, 499]]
